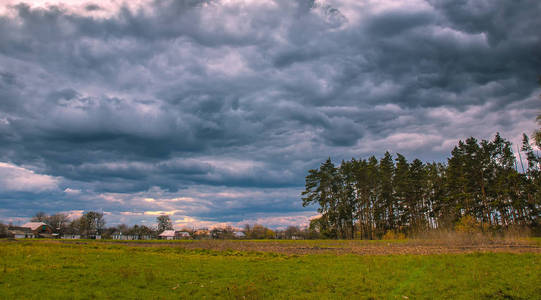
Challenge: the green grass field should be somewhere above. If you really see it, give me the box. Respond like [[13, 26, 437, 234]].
[[0, 240, 539, 299]]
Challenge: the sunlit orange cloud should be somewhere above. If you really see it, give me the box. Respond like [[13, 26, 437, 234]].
[[166, 212, 321, 231], [62, 210, 84, 219], [237, 213, 320, 230], [99, 194, 124, 204], [120, 211, 144, 216], [143, 210, 183, 216], [168, 197, 198, 203], [64, 188, 81, 195]]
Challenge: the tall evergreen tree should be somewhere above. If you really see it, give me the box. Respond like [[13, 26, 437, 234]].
[[302, 158, 340, 238], [379, 152, 395, 233]]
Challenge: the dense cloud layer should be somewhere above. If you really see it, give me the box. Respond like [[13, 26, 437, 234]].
[[0, 0, 539, 227]]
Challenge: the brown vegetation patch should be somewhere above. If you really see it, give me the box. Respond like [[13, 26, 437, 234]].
[[49, 237, 541, 255]]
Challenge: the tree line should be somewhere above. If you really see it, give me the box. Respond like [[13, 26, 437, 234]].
[[302, 133, 540, 239], [27, 211, 106, 237], [0, 212, 318, 239]]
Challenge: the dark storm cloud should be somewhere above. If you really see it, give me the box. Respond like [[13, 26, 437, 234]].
[[84, 4, 101, 11], [0, 0, 539, 225]]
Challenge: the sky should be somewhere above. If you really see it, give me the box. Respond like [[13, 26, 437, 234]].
[[0, 0, 540, 229]]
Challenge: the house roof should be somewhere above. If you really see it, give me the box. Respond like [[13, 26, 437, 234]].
[[8, 226, 31, 232], [9, 229, 33, 235], [22, 222, 49, 231], [158, 230, 176, 237]]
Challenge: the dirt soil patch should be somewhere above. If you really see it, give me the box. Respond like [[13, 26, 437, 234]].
[[58, 239, 541, 255]]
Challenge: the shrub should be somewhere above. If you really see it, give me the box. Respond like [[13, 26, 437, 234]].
[[455, 215, 480, 234], [382, 230, 406, 240]]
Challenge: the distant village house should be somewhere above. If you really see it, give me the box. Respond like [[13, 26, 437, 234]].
[[61, 234, 81, 239], [112, 232, 153, 240], [158, 230, 176, 240], [8, 222, 53, 238], [233, 231, 246, 238], [158, 230, 192, 240]]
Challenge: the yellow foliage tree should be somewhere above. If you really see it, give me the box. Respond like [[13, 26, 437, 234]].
[[454, 215, 480, 233]]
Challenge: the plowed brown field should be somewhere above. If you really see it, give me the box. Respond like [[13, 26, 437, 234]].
[[58, 238, 541, 255]]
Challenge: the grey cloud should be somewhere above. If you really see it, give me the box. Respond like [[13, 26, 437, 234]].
[[366, 10, 435, 37], [0, 0, 539, 225], [428, 0, 541, 46], [320, 117, 364, 147], [84, 4, 101, 11]]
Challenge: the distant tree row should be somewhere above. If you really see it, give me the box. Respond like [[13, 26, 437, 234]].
[[30, 211, 106, 237], [302, 133, 540, 239], [0, 212, 319, 240]]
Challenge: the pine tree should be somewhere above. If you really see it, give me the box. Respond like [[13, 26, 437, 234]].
[[379, 152, 395, 234], [302, 158, 340, 238]]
